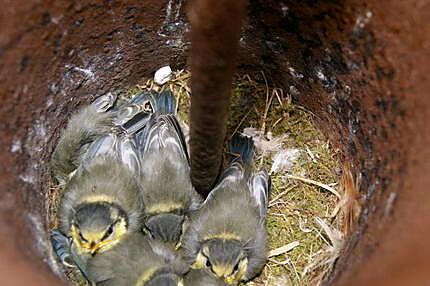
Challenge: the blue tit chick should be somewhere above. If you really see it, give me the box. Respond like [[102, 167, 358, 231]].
[[138, 92, 202, 244], [86, 233, 189, 286], [83, 91, 172, 174], [184, 269, 227, 286], [57, 153, 143, 274], [51, 93, 117, 185], [51, 134, 143, 279], [50, 91, 168, 274], [181, 134, 271, 285]]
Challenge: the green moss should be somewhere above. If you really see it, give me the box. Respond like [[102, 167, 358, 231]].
[[158, 72, 341, 285], [227, 75, 341, 285]]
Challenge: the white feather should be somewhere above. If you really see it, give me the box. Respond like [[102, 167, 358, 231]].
[[270, 149, 301, 174]]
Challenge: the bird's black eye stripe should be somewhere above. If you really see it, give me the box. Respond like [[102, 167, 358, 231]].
[[144, 100, 153, 112], [205, 258, 212, 268], [79, 232, 88, 243], [201, 251, 212, 268], [107, 225, 114, 235], [233, 262, 239, 273], [101, 223, 116, 241]]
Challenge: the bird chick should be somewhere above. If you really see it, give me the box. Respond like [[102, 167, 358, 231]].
[[181, 134, 271, 285], [138, 92, 202, 244], [184, 269, 226, 286], [56, 153, 143, 273], [113, 90, 158, 135], [51, 90, 175, 269], [87, 233, 188, 286], [50, 91, 166, 277]]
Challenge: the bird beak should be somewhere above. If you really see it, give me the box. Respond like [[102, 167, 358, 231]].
[[89, 245, 99, 255], [83, 241, 108, 255], [212, 264, 230, 279], [225, 276, 236, 285], [212, 264, 240, 285], [81, 242, 99, 255]]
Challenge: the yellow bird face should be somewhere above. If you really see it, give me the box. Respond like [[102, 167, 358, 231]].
[[70, 202, 128, 255], [71, 218, 127, 255], [211, 258, 248, 285], [192, 240, 248, 285]]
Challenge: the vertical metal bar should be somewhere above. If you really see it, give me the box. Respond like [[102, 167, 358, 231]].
[[188, 0, 248, 196]]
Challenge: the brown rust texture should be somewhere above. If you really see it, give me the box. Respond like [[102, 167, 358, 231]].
[[238, 1, 429, 284], [330, 1, 430, 285], [0, 0, 428, 285], [0, 1, 189, 284]]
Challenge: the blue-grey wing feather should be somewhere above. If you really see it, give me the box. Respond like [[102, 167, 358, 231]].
[[50, 229, 93, 280], [82, 133, 140, 173], [204, 162, 244, 204], [156, 90, 177, 115], [83, 134, 117, 162], [50, 229, 75, 268], [141, 114, 188, 162], [116, 136, 140, 173], [92, 93, 117, 113], [249, 170, 271, 219], [113, 91, 158, 135]]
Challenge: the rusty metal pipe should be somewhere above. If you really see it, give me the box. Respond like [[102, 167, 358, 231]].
[[188, 0, 248, 196], [0, 0, 428, 285]]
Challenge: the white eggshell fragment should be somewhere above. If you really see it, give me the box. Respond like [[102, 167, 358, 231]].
[[154, 66, 172, 85]]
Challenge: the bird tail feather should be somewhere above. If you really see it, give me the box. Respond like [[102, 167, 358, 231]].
[[228, 134, 255, 164], [156, 90, 177, 115]]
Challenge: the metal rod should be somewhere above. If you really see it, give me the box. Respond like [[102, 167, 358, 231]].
[[188, 0, 248, 196]]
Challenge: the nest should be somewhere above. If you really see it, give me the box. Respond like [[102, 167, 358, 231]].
[[47, 70, 361, 286]]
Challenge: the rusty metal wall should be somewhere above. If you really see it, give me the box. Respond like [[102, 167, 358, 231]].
[[0, 1, 189, 283], [0, 0, 428, 285], [329, 1, 430, 285]]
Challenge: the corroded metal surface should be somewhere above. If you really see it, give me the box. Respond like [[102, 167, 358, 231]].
[[0, 0, 428, 285], [0, 1, 189, 284], [189, 0, 247, 195], [329, 1, 430, 285]]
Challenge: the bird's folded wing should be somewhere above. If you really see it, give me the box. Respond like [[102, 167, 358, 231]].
[[248, 170, 271, 219]]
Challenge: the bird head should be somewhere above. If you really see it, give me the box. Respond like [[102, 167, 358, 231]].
[[193, 239, 248, 285], [70, 202, 128, 255], [144, 213, 184, 244]]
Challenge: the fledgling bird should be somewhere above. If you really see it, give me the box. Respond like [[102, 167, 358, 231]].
[[184, 269, 227, 286], [181, 134, 271, 285], [137, 92, 202, 244], [50, 91, 159, 274], [86, 233, 189, 286], [56, 153, 143, 276]]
